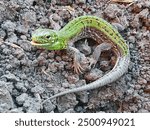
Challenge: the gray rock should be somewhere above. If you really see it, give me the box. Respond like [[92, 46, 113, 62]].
[[43, 100, 55, 112], [16, 93, 28, 105], [15, 82, 27, 92], [22, 11, 36, 25], [20, 35, 27, 40], [85, 68, 103, 81], [2, 73, 19, 82], [76, 91, 89, 103], [57, 93, 78, 112], [0, 28, 6, 39], [1, 20, 16, 32], [6, 33, 18, 43], [0, 84, 14, 112], [75, 0, 86, 4], [18, 40, 32, 51], [112, 23, 125, 32], [31, 85, 45, 94], [104, 4, 121, 19], [23, 97, 41, 113], [16, 24, 29, 34]]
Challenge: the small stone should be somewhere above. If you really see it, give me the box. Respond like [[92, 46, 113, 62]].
[[55, 56, 62, 62], [76, 91, 89, 103], [62, 82, 70, 88], [20, 35, 27, 40], [74, 105, 85, 112], [0, 28, 6, 39], [85, 68, 103, 81], [22, 11, 36, 25], [15, 82, 27, 92], [43, 100, 55, 112], [31, 85, 45, 94], [23, 97, 41, 113], [6, 33, 18, 43], [137, 78, 147, 85], [16, 93, 28, 105], [75, 0, 86, 4], [67, 74, 79, 84], [16, 24, 29, 34], [104, 4, 121, 19], [5, 64, 12, 70], [18, 40, 32, 51], [39, 17, 49, 25], [2, 73, 19, 82], [47, 62, 58, 73], [112, 23, 125, 32], [1, 20, 16, 32], [0, 84, 14, 112]]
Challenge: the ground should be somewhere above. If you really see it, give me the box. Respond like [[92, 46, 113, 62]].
[[0, 0, 150, 113]]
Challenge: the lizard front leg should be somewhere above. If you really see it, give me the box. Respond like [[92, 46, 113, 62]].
[[67, 46, 86, 74], [89, 43, 112, 68]]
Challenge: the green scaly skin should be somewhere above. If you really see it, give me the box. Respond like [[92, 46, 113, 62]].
[[31, 15, 130, 101]]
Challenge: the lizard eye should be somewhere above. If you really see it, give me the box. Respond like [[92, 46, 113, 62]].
[[46, 35, 51, 39]]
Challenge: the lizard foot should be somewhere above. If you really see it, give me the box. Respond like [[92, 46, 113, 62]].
[[87, 57, 97, 68], [72, 61, 84, 74]]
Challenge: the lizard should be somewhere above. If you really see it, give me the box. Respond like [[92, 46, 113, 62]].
[[31, 15, 130, 101]]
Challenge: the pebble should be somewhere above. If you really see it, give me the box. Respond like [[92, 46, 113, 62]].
[[75, 0, 86, 4], [15, 82, 27, 92], [16, 93, 28, 105], [31, 85, 45, 94], [2, 73, 19, 82], [112, 23, 125, 32], [22, 11, 36, 24], [6, 33, 18, 43], [67, 74, 79, 84], [16, 24, 29, 34], [23, 97, 41, 113], [0, 84, 14, 112], [85, 68, 103, 81], [43, 100, 55, 112], [1, 20, 16, 32], [104, 4, 121, 19], [0, 28, 6, 39], [18, 40, 32, 51]]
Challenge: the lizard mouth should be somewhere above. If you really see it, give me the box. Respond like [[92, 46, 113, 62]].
[[31, 41, 41, 45], [31, 41, 50, 47]]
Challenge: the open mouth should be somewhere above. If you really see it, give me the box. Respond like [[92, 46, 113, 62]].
[[31, 41, 50, 47], [31, 41, 41, 45]]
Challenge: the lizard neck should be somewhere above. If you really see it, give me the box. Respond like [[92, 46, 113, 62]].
[[58, 16, 128, 55]]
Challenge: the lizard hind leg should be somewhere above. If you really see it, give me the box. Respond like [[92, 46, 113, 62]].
[[89, 42, 112, 68]]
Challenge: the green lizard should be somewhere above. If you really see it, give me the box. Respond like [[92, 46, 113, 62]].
[[31, 15, 130, 101]]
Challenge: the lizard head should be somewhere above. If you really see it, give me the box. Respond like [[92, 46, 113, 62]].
[[31, 28, 67, 50]]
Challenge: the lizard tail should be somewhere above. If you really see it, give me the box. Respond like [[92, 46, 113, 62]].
[[42, 54, 130, 104]]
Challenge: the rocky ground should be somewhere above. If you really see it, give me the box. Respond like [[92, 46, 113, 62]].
[[0, 0, 150, 113]]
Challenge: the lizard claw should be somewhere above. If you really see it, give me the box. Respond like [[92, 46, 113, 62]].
[[88, 57, 97, 69], [72, 62, 84, 74]]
